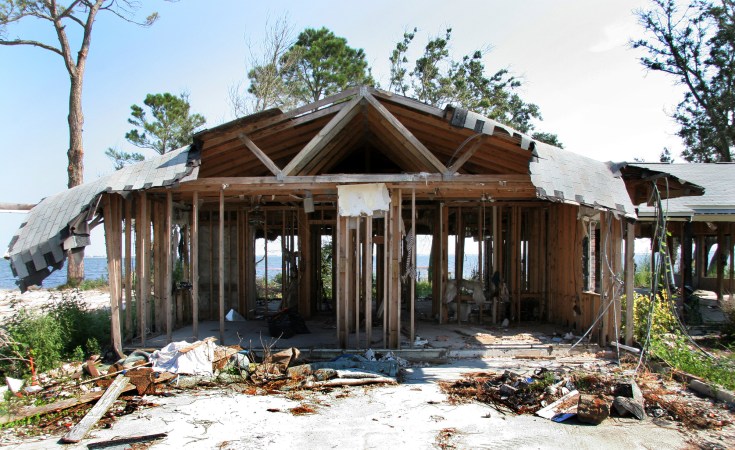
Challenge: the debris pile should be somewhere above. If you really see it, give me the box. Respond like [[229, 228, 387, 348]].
[[440, 367, 731, 428], [1, 338, 400, 445]]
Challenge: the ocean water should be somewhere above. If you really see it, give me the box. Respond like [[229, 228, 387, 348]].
[[0, 253, 483, 290]]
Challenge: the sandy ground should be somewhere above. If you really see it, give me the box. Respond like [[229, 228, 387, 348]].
[[0, 289, 110, 324], [5, 358, 732, 450]]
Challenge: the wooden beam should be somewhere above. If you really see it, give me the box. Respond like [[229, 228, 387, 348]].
[[446, 135, 487, 175], [103, 194, 123, 359], [165, 192, 173, 343], [192, 191, 199, 339], [0, 202, 35, 211], [410, 189, 416, 346], [717, 225, 726, 301], [365, 216, 373, 347], [137, 192, 149, 346], [124, 198, 133, 342], [60, 375, 131, 444], [238, 133, 283, 179], [219, 188, 226, 344], [283, 95, 363, 176], [365, 93, 448, 174]]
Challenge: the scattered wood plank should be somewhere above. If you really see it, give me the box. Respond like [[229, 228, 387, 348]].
[[536, 389, 579, 422], [87, 432, 168, 449], [60, 374, 132, 444], [0, 382, 135, 426], [304, 377, 397, 388]]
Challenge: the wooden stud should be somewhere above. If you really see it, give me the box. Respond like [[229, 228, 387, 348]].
[[124, 198, 132, 342], [192, 191, 199, 339], [164, 192, 173, 343], [137, 192, 149, 346], [298, 208, 312, 318], [410, 189, 416, 346], [103, 194, 123, 359], [717, 225, 726, 301], [365, 216, 373, 348], [219, 188, 226, 345]]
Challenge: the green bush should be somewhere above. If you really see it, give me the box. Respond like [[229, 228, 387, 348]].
[[1, 309, 65, 376], [0, 291, 111, 378], [621, 291, 679, 344], [416, 280, 432, 298]]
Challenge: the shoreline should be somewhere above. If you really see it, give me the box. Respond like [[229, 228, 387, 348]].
[[0, 287, 111, 324]]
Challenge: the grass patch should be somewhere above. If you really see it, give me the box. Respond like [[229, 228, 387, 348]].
[[57, 276, 108, 291], [650, 334, 735, 391]]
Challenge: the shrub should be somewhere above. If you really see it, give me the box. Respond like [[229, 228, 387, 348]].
[[621, 291, 679, 344], [1, 309, 65, 376], [0, 291, 110, 378]]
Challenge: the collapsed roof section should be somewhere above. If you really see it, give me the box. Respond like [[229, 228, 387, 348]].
[[6, 146, 198, 291], [624, 163, 728, 220]]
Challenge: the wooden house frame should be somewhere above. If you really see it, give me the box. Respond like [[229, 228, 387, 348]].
[[9, 87, 687, 356]]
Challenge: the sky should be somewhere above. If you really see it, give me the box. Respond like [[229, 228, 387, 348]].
[[0, 0, 686, 257]]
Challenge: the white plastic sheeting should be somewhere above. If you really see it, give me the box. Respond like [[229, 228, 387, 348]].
[[150, 339, 216, 375], [337, 183, 391, 217]]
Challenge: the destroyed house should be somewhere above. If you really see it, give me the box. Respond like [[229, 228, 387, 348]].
[[5, 87, 699, 355], [623, 163, 734, 300]]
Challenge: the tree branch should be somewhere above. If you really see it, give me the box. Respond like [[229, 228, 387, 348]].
[[0, 38, 63, 56]]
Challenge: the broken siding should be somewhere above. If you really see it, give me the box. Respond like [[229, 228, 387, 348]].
[[6, 146, 196, 291]]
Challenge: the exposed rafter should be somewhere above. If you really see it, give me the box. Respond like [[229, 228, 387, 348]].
[[238, 133, 283, 180]]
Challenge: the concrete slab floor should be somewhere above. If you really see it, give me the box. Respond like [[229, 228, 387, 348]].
[[130, 313, 597, 358], [7, 357, 728, 450]]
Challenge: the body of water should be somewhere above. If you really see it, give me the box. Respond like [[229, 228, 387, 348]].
[[1, 253, 653, 290]]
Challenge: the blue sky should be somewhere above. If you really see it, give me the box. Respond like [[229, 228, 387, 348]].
[[1, 0, 684, 256]]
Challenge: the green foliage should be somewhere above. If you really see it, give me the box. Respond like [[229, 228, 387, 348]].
[[621, 291, 679, 344], [531, 131, 564, 148], [633, 0, 735, 162], [105, 146, 144, 170], [126, 92, 206, 155], [320, 240, 333, 301], [0, 291, 110, 378], [649, 334, 735, 390], [634, 255, 652, 288], [416, 280, 432, 298], [278, 27, 374, 104], [388, 28, 561, 143], [58, 276, 108, 291], [1, 309, 64, 377]]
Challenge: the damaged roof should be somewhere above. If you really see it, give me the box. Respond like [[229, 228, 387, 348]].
[[6, 146, 197, 291], [627, 163, 735, 220], [529, 144, 636, 219]]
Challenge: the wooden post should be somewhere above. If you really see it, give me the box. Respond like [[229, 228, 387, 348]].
[[365, 216, 373, 348], [354, 218, 360, 346], [456, 206, 464, 324], [298, 208, 312, 318], [136, 192, 149, 346], [124, 198, 133, 342], [440, 202, 448, 325], [336, 214, 347, 348], [103, 194, 123, 359], [410, 190, 416, 346], [192, 191, 199, 339], [600, 212, 610, 345], [492, 205, 499, 324], [389, 189, 402, 349], [382, 208, 389, 347], [209, 210, 214, 320], [219, 188, 226, 345], [717, 225, 726, 301], [164, 191, 173, 343]]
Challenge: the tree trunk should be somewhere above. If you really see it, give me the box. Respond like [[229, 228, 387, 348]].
[[66, 74, 85, 284]]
